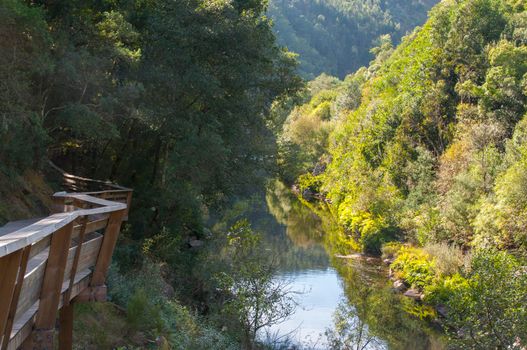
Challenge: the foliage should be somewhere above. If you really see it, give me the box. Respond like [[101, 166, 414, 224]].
[[268, 0, 438, 79], [444, 250, 527, 349], [284, 0, 527, 260], [213, 220, 298, 348], [106, 260, 238, 350], [390, 246, 436, 289]]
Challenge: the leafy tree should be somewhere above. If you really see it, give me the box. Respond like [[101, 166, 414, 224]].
[[214, 220, 298, 349], [445, 250, 527, 349]]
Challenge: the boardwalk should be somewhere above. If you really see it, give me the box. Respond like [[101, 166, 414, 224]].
[[0, 168, 132, 350]]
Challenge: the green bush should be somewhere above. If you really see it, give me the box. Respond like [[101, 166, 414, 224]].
[[126, 288, 163, 332], [297, 173, 323, 193], [391, 246, 436, 289], [423, 273, 469, 305], [444, 250, 527, 348], [381, 242, 404, 259]]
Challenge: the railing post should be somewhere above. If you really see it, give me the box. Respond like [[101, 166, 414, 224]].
[[2, 247, 31, 350], [58, 304, 74, 350], [25, 222, 74, 350], [0, 250, 23, 349]]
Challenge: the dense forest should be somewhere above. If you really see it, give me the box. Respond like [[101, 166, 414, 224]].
[[0, 0, 303, 348], [268, 0, 438, 78], [2, 0, 527, 348], [282, 0, 527, 347]]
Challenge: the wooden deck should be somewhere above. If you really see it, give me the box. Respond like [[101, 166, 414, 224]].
[[0, 168, 132, 350]]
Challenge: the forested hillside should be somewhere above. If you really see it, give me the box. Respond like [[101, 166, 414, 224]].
[[268, 0, 438, 79], [281, 0, 527, 346]]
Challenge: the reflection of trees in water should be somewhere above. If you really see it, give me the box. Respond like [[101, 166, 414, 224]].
[[262, 180, 444, 349], [266, 179, 325, 248], [329, 254, 445, 349]]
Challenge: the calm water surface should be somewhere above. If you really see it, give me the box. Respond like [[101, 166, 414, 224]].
[[253, 180, 444, 349]]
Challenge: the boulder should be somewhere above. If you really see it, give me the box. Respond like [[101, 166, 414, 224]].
[[189, 239, 204, 248], [302, 188, 315, 201], [403, 289, 423, 300], [393, 280, 407, 293], [383, 258, 394, 265]]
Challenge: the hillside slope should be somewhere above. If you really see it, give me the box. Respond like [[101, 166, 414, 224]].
[[268, 0, 438, 78], [280, 0, 527, 346]]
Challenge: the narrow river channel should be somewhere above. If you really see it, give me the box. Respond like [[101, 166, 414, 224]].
[[250, 180, 445, 349]]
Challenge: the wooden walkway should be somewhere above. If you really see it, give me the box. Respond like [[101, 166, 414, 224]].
[[0, 167, 132, 350]]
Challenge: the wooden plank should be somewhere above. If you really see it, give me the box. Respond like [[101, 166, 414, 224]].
[[29, 237, 51, 260], [0, 213, 76, 258], [2, 247, 30, 350], [15, 234, 103, 322], [63, 217, 87, 306], [34, 222, 73, 330], [9, 270, 92, 350], [0, 250, 22, 349], [0, 219, 44, 238], [91, 209, 125, 286]]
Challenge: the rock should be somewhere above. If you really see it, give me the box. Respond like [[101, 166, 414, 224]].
[[302, 188, 315, 201], [403, 289, 423, 300], [383, 258, 394, 265], [312, 162, 327, 176], [393, 280, 407, 293], [336, 253, 364, 260], [189, 239, 204, 248], [437, 304, 448, 318]]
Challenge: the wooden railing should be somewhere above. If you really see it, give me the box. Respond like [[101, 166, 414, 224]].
[[0, 171, 132, 350]]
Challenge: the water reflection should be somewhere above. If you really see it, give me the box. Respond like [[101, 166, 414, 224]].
[[252, 180, 444, 349]]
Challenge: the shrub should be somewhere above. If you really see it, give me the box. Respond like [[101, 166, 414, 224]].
[[444, 250, 527, 349], [126, 288, 163, 332], [297, 173, 322, 193], [391, 246, 436, 289], [423, 242, 467, 276], [381, 241, 403, 260], [423, 273, 469, 305]]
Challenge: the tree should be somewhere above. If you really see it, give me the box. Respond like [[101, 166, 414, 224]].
[[445, 250, 527, 349], [215, 220, 298, 349]]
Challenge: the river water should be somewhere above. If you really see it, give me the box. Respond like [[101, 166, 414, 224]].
[[251, 180, 444, 349]]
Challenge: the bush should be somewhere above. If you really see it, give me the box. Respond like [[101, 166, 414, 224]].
[[126, 288, 163, 332], [423, 273, 469, 305], [423, 242, 467, 277], [297, 173, 323, 193], [444, 250, 527, 349], [381, 242, 404, 259], [390, 246, 436, 289]]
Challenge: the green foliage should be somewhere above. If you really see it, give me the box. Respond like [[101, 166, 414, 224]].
[[391, 246, 436, 289], [297, 173, 322, 193], [299, 0, 527, 258], [423, 273, 468, 306], [444, 250, 527, 349], [212, 220, 298, 347], [107, 260, 238, 350], [126, 288, 163, 332], [268, 0, 438, 79]]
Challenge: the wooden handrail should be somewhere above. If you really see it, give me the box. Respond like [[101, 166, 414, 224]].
[[0, 176, 132, 350]]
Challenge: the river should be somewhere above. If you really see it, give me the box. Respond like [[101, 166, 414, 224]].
[[249, 180, 445, 349]]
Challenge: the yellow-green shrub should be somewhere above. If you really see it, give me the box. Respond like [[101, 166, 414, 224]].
[[390, 246, 436, 289], [423, 273, 469, 305]]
